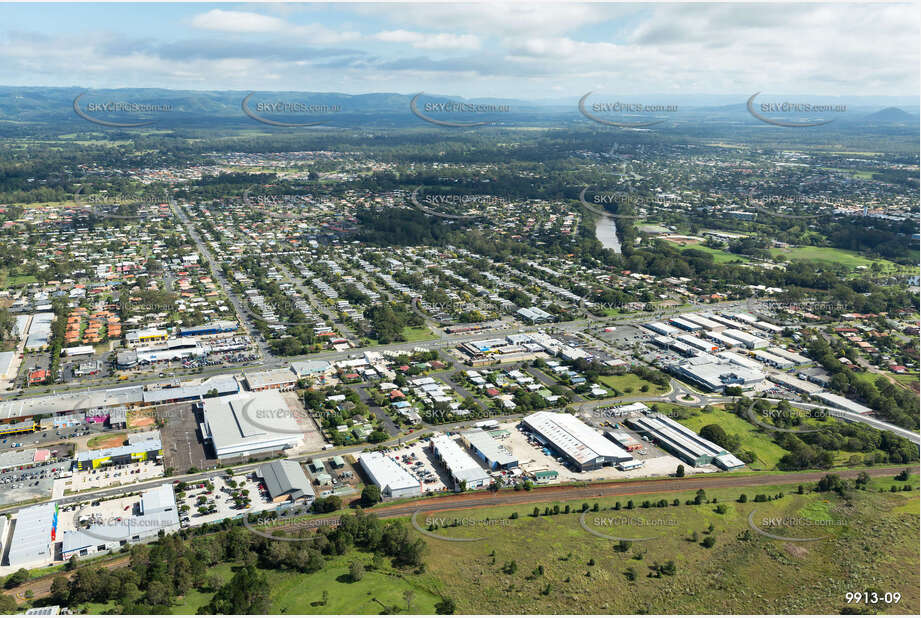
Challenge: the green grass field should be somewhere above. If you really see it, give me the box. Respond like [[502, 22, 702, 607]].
[[403, 479, 919, 614], [665, 242, 749, 264], [768, 246, 898, 270], [677, 408, 790, 470], [597, 374, 669, 397]]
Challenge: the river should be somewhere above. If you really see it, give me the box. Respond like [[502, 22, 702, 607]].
[[594, 213, 622, 254]]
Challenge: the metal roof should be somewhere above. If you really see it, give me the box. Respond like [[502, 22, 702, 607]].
[[260, 460, 315, 501]]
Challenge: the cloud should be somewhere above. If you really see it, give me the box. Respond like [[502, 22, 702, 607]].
[[190, 9, 286, 34], [374, 30, 480, 51]]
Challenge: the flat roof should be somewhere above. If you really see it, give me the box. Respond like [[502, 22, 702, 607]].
[[814, 392, 873, 414], [0, 385, 144, 420], [8, 502, 56, 566], [431, 435, 491, 484], [629, 413, 727, 462], [245, 367, 298, 389], [202, 391, 303, 458], [76, 438, 161, 462], [358, 451, 420, 493], [463, 429, 518, 467], [522, 411, 631, 465]]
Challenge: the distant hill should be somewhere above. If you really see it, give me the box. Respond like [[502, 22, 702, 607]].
[[863, 106, 919, 124]]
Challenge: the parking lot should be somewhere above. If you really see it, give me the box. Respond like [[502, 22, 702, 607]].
[[175, 473, 276, 527], [65, 460, 164, 493], [373, 440, 450, 494], [158, 403, 215, 473]]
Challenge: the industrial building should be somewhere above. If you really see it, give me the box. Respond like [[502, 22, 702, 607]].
[[201, 391, 304, 460], [767, 372, 824, 395], [462, 428, 518, 470], [605, 430, 642, 451], [644, 321, 679, 337], [721, 329, 769, 349], [751, 349, 794, 369], [672, 359, 764, 393], [767, 346, 811, 366], [679, 313, 723, 331], [7, 502, 57, 567], [358, 451, 422, 499], [521, 411, 634, 471], [244, 368, 298, 391], [669, 317, 703, 332], [431, 434, 491, 490], [75, 438, 162, 470], [676, 334, 719, 353], [259, 460, 315, 505], [126, 327, 168, 347], [61, 484, 180, 560], [178, 321, 238, 337], [627, 414, 745, 470]]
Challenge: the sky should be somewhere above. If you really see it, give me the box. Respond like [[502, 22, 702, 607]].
[[0, 2, 918, 99]]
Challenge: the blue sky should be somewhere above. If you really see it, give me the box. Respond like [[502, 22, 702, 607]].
[[0, 2, 917, 99]]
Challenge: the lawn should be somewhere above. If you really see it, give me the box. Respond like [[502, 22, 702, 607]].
[[406, 482, 919, 615], [87, 432, 127, 449], [677, 408, 789, 470], [597, 373, 669, 397], [667, 242, 749, 264], [402, 326, 436, 342], [768, 246, 899, 270]]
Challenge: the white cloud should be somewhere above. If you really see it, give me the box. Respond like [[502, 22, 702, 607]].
[[374, 30, 480, 51], [190, 9, 286, 34]]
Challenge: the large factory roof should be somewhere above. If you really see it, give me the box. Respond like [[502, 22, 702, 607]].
[[522, 411, 631, 465]]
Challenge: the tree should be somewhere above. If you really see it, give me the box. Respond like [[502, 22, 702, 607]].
[[203, 565, 270, 614], [675, 464, 685, 478], [403, 590, 416, 612], [361, 485, 382, 507], [49, 576, 70, 605], [3, 569, 28, 590], [0, 594, 17, 614], [435, 597, 456, 614], [349, 561, 365, 583]]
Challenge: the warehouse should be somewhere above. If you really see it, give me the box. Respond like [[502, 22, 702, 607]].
[[244, 368, 298, 391], [706, 314, 751, 331], [462, 428, 518, 470], [178, 321, 238, 337], [7, 502, 57, 567], [291, 360, 333, 379], [644, 321, 679, 336], [201, 391, 304, 460], [75, 438, 162, 470], [605, 430, 642, 451], [431, 434, 491, 490], [722, 329, 769, 349], [676, 334, 719, 353], [767, 372, 824, 395], [767, 347, 811, 366], [627, 414, 744, 470], [751, 349, 794, 369], [717, 350, 763, 371], [61, 484, 180, 560], [672, 359, 764, 393], [705, 330, 740, 349], [358, 451, 422, 499], [259, 460, 315, 505], [521, 411, 633, 472], [679, 313, 723, 331], [669, 317, 703, 332]]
